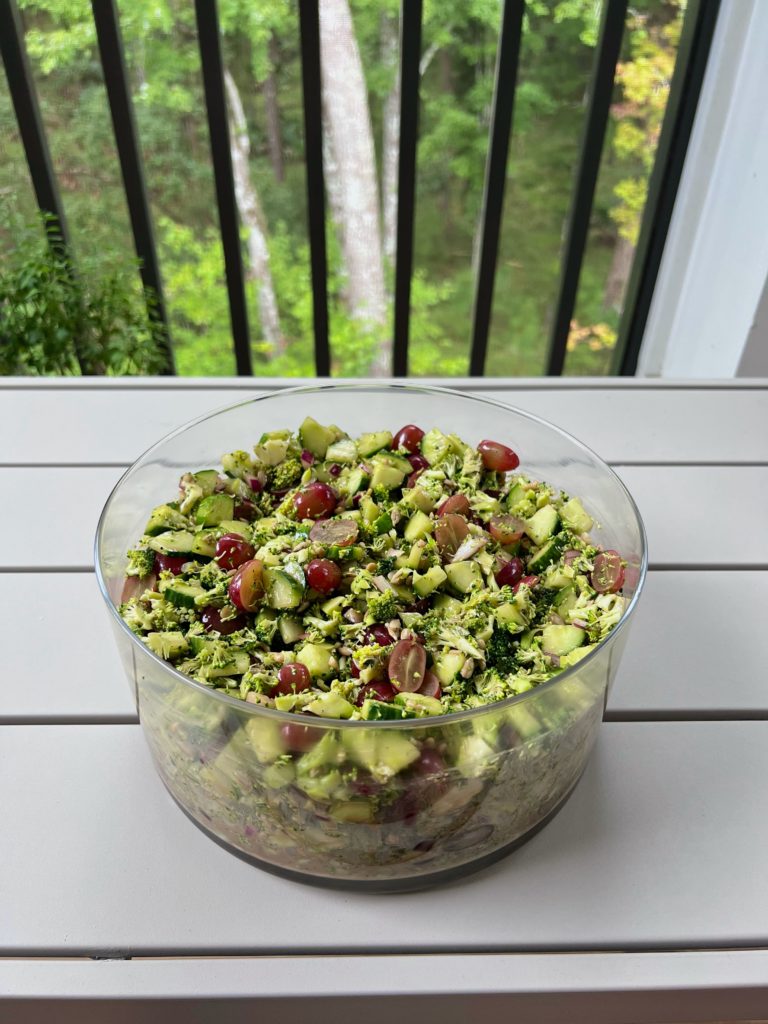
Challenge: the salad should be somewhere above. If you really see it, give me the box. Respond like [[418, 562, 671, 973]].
[[119, 418, 629, 883], [121, 418, 627, 721]]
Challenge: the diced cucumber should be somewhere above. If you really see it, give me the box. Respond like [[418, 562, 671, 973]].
[[278, 616, 304, 645], [372, 511, 393, 534], [146, 631, 188, 659], [145, 504, 187, 537], [341, 729, 420, 781], [360, 699, 414, 721], [360, 497, 379, 524], [148, 531, 195, 556], [296, 731, 343, 773], [204, 650, 250, 677], [527, 535, 565, 573], [433, 594, 464, 616], [507, 482, 533, 512], [254, 437, 289, 466], [263, 761, 295, 789], [257, 428, 292, 443], [433, 650, 466, 685], [187, 634, 209, 655], [221, 450, 254, 480], [299, 416, 337, 458], [405, 543, 425, 570], [495, 602, 528, 632], [325, 438, 358, 464], [296, 642, 334, 677], [337, 467, 368, 497], [370, 463, 405, 490], [330, 800, 375, 823], [304, 691, 355, 719], [372, 451, 412, 475], [265, 566, 305, 609], [195, 493, 234, 526], [403, 486, 437, 513], [393, 692, 443, 716], [560, 497, 593, 534], [162, 580, 206, 609], [357, 430, 393, 457], [525, 505, 559, 546], [222, 476, 250, 500], [543, 563, 572, 589], [455, 734, 496, 778], [555, 583, 578, 617], [505, 703, 542, 740], [391, 582, 415, 604], [296, 769, 343, 802], [217, 520, 250, 539], [193, 470, 220, 496], [191, 531, 217, 559], [404, 510, 434, 542], [541, 624, 586, 656], [561, 643, 596, 667], [413, 565, 447, 598], [445, 560, 482, 594], [244, 718, 286, 763], [421, 428, 451, 466]]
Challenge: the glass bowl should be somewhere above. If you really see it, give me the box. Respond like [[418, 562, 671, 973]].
[[95, 383, 647, 891]]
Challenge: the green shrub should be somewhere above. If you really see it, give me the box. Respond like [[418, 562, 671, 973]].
[[0, 216, 167, 376]]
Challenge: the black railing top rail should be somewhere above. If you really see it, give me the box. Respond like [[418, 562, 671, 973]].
[[0, 0, 721, 378]]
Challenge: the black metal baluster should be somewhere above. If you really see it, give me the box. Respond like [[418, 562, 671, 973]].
[[0, 0, 92, 374], [0, 0, 68, 242], [468, 0, 524, 377], [299, 0, 331, 376], [613, 0, 722, 376], [391, 0, 422, 377], [92, 0, 175, 375], [545, 0, 627, 377], [195, 0, 253, 376]]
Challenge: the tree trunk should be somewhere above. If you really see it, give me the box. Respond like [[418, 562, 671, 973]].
[[223, 68, 284, 355], [263, 34, 284, 183], [319, 0, 388, 373], [321, 114, 348, 305], [381, 13, 399, 269], [603, 234, 635, 311]]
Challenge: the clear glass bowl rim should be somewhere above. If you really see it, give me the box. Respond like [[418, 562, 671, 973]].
[[94, 381, 648, 730]]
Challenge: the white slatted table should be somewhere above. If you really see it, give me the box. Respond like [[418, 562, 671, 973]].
[[2, 377, 767, 1023]]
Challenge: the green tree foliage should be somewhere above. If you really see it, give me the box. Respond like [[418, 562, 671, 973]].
[[0, 0, 683, 377], [0, 215, 166, 375]]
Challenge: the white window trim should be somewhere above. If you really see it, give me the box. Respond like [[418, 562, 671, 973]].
[[637, 0, 768, 378]]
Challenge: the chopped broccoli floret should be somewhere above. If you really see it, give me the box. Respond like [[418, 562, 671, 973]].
[[365, 590, 400, 623], [372, 484, 395, 504], [126, 548, 156, 578], [485, 627, 520, 675], [197, 560, 226, 588], [268, 457, 303, 491], [251, 616, 278, 646], [458, 447, 482, 489]]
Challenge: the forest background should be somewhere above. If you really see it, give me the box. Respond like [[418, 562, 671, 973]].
[[0, 0, 683, 377]]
